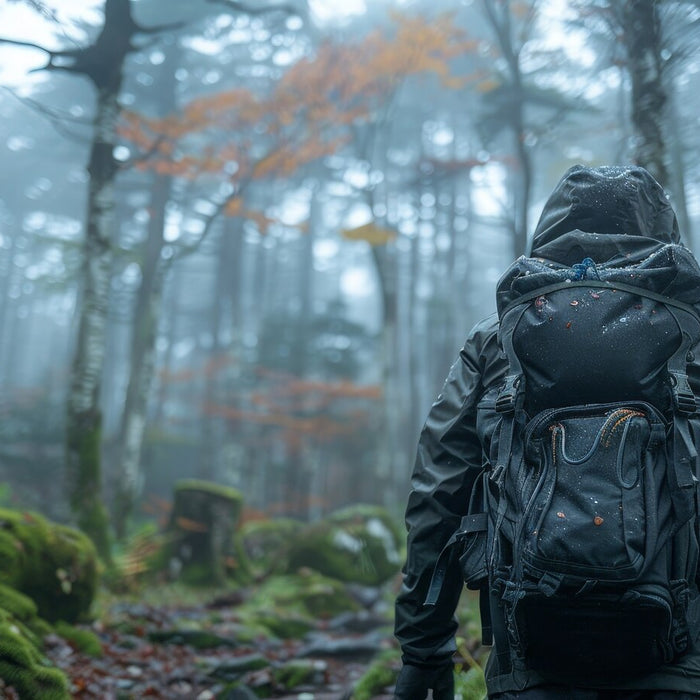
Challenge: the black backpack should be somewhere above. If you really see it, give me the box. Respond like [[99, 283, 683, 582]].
[[428, 242, 700, 685]]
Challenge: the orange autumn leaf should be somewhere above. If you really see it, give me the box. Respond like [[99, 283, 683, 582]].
[[342, 222, 397, 246]]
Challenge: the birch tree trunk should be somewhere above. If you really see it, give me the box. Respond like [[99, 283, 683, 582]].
[[112, 172, 170, 538], [65, 82, 120, 559], [64, 0, 172, 556]]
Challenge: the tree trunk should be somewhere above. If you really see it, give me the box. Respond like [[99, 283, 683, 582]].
[[482, 0, 533, 257], [65, 85, 120, 560], [666, 84, 693, 248], [113, 37, 181, 537], [166, 480, 244, 585], [65, 0, 142, 559], [112, 173, 170, 538], [621, 0, 668, 185]]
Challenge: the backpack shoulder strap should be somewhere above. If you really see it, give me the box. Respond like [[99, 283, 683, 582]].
[[666, 306, 700, 524]]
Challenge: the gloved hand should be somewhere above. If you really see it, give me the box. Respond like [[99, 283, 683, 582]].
[[394, 662, 454, 700]]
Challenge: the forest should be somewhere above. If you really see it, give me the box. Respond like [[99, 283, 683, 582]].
[[0, 0, 698, 698]]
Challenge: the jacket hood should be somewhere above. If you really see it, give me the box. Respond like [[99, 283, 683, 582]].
[[529, 165, 680, 265]]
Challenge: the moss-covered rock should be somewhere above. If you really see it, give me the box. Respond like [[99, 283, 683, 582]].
[[0, 607, 70, 699], [208, 652, 270, 681], [236, 569, 360, 639], [248, 570, 361, 619], [234, 517, 303, 580], [147, 628, 237, 649], [0, 583, 38, 623], [166, 480, 244, 586], [271, 659, 323, 690], [287, 505, 403, 585], [252, 609, 314, 640], [0, 508, 97, 623]]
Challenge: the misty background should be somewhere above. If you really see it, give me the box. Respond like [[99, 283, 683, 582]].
[[0, 0, 698, 550]]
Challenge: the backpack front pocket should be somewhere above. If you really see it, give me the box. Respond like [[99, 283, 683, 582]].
[[521, 403, 665, 582]]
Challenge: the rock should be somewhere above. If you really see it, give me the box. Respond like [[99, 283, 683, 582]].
[[246, 570, 360, 626], [326, 609, 390, 634], [287, 505, 403, 586], [0, 508, 97, 623], [271, 659, 327, 691], [147, 628, 238, 649], [215, 683, 260, 700], [234, 518, 303, 580], [296, 631, 385, 661], [208, 653, 270, 681]]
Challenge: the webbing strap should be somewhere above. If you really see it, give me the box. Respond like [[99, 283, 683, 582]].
[[424, 513, 488, 606], [666, 307, 700, 524], [479, 586, 493, 646], [499, 279, 700, 322]]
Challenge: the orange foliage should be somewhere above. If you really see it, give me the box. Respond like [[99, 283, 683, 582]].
[[118, 11, 474, 200], [203, 399, 375, 439], [158, 356, 380, 445], [199, 367, 382, 444]]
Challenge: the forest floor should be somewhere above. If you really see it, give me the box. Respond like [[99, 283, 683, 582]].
[[21, 585, 399, 700]]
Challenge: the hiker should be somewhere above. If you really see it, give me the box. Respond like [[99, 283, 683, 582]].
[[394, 165, 700, 699]]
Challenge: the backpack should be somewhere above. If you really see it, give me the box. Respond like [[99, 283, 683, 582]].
[[427, 242, 700, 685]]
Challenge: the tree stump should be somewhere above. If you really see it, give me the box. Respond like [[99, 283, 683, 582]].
[[167, 480, 244, 585]]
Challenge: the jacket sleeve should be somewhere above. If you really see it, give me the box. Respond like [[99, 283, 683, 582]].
[[394, 319, 494, 666]]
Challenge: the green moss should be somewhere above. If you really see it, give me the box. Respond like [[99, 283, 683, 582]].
[[254, 611, 314, 639], [288, 505, 403, 585], [53, 621, 103, 658], [69, 416, 111, 562], [271, 659, 318, 690], [234, 518, 303, 581], [0, 612, 70, 699], [454, 666, 487, 700], [248, 572, 360, 619], [328, 504, 403, 542], [234, 571, 359, 640], [351, 650, 399, 700], [147, 628, 236, 649], [208, 652, 270, 681], [0, 583, 37, 622], [0, 509, 98, 623], [174, 480, 243, 504]]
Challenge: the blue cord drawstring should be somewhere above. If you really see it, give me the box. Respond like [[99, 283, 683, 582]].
[[571, 257, 600, 281]]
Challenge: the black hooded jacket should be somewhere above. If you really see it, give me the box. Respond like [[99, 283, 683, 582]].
[[394, 165, 700, 694]]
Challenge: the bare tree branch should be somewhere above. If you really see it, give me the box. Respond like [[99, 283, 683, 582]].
[[1, 86, 92, 143], [116, 134, 169, 170], [7, 0, 57, 22]]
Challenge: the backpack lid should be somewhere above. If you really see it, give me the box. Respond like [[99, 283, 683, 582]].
[[529, 165, 681, 266]]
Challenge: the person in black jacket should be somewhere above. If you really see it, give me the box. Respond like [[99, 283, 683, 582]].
[[393, 165, 700, 699]]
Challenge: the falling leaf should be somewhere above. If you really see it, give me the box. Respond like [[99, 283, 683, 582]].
[[175, 517, 209, 533], [342, 222, 397, 246]]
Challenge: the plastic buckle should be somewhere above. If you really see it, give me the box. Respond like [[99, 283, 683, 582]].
[[669, 371, 696, 415], [496, 375, 521, 414]]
